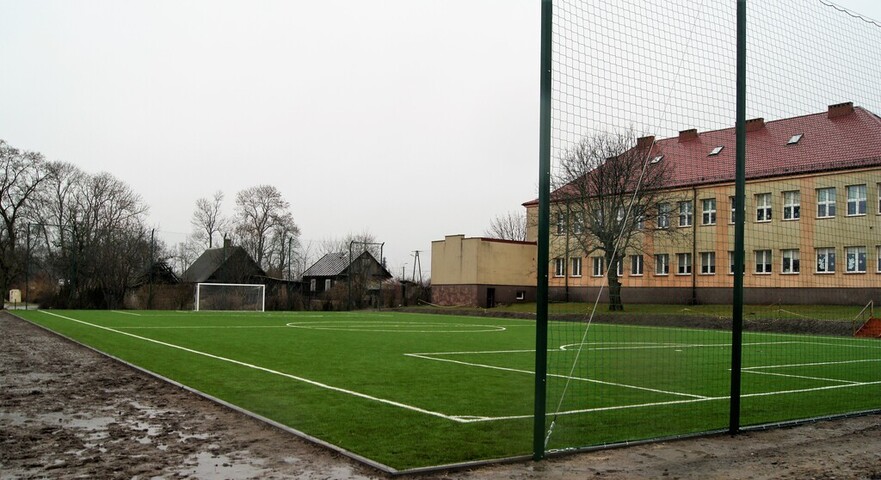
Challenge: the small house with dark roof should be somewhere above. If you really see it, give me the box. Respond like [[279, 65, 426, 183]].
[[302, 250, 392, 304], [182, 239, 266, 284]]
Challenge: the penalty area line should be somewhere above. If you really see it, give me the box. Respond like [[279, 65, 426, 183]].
[[39, 311, 469, 424]]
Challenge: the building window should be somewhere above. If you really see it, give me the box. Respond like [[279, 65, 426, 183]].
[[817, 187, 836, 218], [655, 254, 669, 275], [657, 203, 670, 229], [700, 252, 716, 274], [816, 247, 835, 273], [783, 191, 800, 220], [755, 193, 772, 222], [877, 246, 881, 273], [592, 257, 605, 277], [572, 212, 584, 234], [310, 279, 316, 292], [846, 185, 867, 216], [755, 250, 772, 274], [570, 257, 582, 277], [845, 246, 867, 273], [516, 291, 526, 300], [702, 198, 716, 225], [679, 201, 693, 227], [614, 257, 623, 276], [877, 183, 881, 214], [555, 213, 565, 235], [325, 279, 332, 291], [630, 255, 644, 276], [677, 253, 692, 275], [554, 257, 566, 277], [728, 251, 745, 275], [635, 214, 645, 230], [782, 249, 800, 274]]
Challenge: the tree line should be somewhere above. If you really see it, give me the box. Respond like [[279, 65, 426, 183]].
[[0, 139, 315, 307]]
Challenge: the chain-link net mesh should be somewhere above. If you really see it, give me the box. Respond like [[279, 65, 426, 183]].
[[538, 0, 881, 455]]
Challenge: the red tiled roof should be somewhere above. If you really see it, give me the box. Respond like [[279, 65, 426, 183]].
[[524, 104, 881, 206]]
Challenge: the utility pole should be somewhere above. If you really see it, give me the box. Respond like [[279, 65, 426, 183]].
[[411, 250, 423, 285], [148, 228, 155, 310]]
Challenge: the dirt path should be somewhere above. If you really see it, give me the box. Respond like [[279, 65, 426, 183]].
[[2, 311, 880, 479]]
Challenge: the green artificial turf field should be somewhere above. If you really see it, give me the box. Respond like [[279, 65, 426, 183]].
[[14, 309, 881, 471]]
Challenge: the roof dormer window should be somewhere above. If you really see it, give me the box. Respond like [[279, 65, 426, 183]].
[[787, 133, 803, 145], [708, 146, 724, 156], [650, 155, 664, 164]]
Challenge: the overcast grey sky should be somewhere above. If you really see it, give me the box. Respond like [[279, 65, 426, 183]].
[[2, 0, 879, 280]]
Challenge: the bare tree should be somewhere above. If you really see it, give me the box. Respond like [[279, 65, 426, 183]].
[[485, 211, 527, 241], [554, 131, 680, 311], [190, 190, 227, 249], [318, 230, 379, 258], [0, 140, 50, 296], [232, 185, 300, 270], [29, 163, 150, 308]]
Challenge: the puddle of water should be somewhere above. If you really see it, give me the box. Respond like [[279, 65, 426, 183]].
[[0, 411, 116, 432], [177, 452, 268, 480]]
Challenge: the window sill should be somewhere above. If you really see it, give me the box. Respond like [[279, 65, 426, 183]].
[[780, 272, 800, 275], [699, 272, 716, 276], [754, 272, 772, 275], [755, 220, 772, 224], [701, 223, 716, 227], [781, 218, 800, 222], [655, 273, 669, 277], [676, 272, 692, 276], [630, 273, 644, 277], [816, 216, 835, 220], [846, 214, 867, 218], [844, 271, 867, 275], [814, 271, 835, 275]]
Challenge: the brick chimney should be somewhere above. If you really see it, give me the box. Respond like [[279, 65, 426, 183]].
[[678, 129, 698, 142], [828, 101, 854, 119], [746, 117, 765, 132], [636, 136, 655, 149]]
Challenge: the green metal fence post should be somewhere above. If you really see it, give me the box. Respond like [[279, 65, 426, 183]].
[[534, 0, 553, 461], [730, 0, 747, 435]]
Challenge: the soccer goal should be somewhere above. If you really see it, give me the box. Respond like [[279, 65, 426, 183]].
[[195, 283, 266, 312]]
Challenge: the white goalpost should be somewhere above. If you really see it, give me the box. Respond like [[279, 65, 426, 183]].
[[194, 283, 266, 312]]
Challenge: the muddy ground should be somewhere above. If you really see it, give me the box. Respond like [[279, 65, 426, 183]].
[[2, 311, 881, 480]]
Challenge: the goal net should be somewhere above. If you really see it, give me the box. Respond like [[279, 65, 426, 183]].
[[195, 283, 265, 312]]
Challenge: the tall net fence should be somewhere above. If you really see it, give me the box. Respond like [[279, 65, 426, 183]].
[[538, 0, 881, 456]]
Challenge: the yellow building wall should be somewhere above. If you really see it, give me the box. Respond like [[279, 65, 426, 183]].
[[526, 167, 881, 290], [431, 235, 536, 286]]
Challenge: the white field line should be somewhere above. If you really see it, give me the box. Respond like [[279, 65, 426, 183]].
[[785, 340, 881, 350], [743, 358, 881, 370], [411, 340, 799, 357], [559, 341, 799, 352], [467, 376, 881, 422], [39, 311, 471, 424], [117, 325, 288, 329], [404, 353, 708, 399], [111, 310, 141, 316], [741, 370, 863, 385]]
